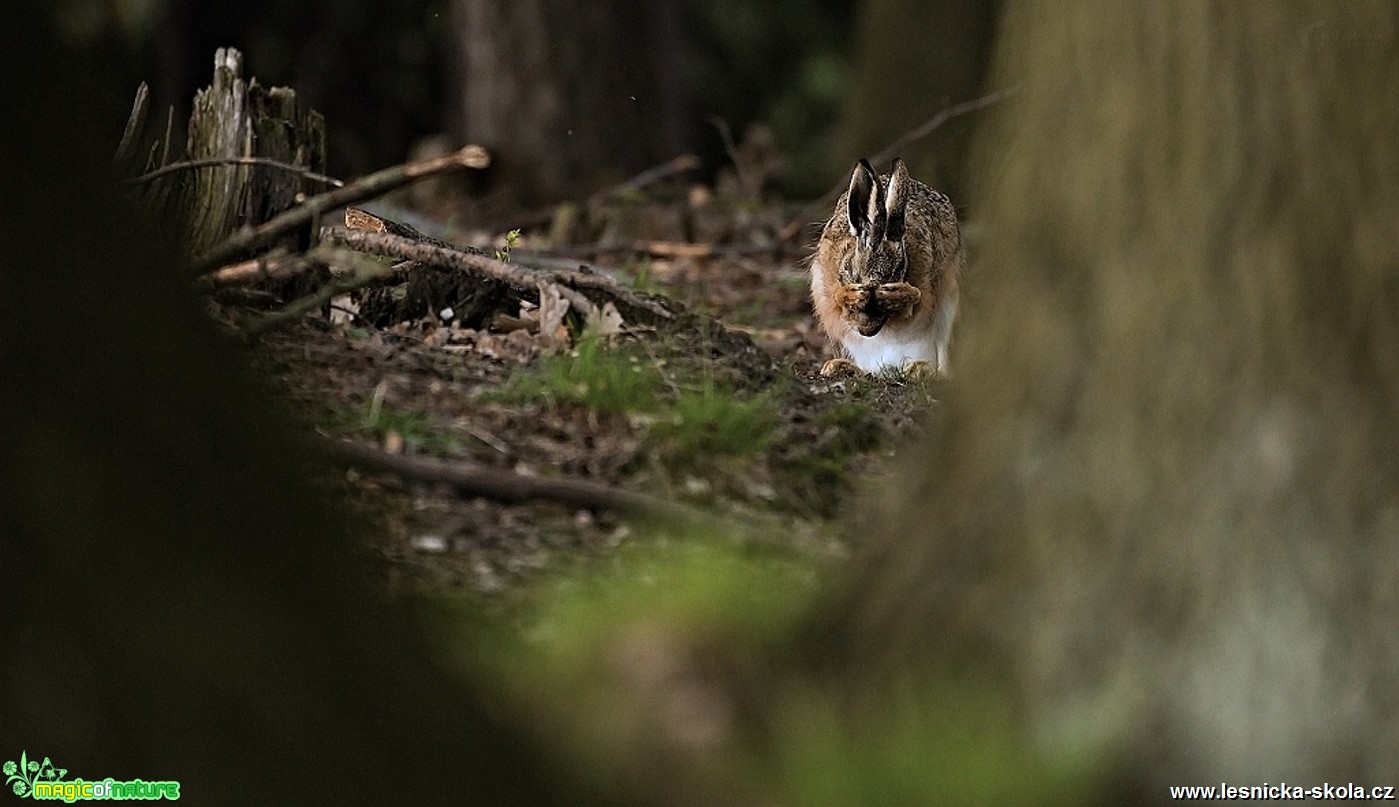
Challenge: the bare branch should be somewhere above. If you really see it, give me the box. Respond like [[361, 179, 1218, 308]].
[[123, 157, 345, 189], [193, 145, 491, 272], [325, 226, 675, 324], [196, 251, 311, 291], [777, 86, 1019, 242], [865, 85, 1019, 170], [315, 437, 712, 526], [588, 153, 701, 206]]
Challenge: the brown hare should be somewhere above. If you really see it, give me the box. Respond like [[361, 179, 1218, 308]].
[[810, 158, 964, 377]]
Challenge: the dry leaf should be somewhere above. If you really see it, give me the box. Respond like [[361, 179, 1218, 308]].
[[537, 281, 572, 349], [595, 301, 626, 336], [344, 207, 387, 232]]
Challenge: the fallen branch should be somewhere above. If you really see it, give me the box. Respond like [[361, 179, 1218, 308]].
[[326, 226, 674, 324], [197, 250, 311, 291], [124, 157, 344, 189], [325, 226, 595, 313], [316, 437, 711, 526], [193, 145, 491, 272], [777, 86, 1018, 243]]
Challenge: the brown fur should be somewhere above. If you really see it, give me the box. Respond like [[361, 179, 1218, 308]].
[[811, 159, 964, 373]]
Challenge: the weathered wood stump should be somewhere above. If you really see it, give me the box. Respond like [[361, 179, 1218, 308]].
[[119, 47, 327, 260], [185, 48, 327, 256]]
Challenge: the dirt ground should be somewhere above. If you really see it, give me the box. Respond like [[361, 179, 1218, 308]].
[[243, 204, 943, 603]]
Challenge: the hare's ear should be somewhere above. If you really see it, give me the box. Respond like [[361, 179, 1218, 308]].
[[884, 158, 910, 242], [846, 159, 883, 240]]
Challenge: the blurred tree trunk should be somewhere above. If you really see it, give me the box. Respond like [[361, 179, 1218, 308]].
[[0, 12, 629, 806], [837, 0, 1000, 201], [450, 0, 687, 206], [816, 0, 1399, 794]]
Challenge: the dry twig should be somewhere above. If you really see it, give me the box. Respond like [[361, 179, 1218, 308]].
[[316, 437, 712, 526], [197, 251, 311, 291], [194, 145, 490, 272], [708, 116, 755, 197], [492, 153, 703, 235], [588, 153, 701, 206], [325, 226, 674, 324], [777, 86, 1019, 243], [124, 157, 344, 189]]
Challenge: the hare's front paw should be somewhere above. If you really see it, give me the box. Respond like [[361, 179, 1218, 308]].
[[875, 283, 921, 315], [820, 358, 861, 376], [901, 359, 949, 380]]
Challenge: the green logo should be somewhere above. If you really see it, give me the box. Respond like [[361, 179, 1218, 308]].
[[4, 753, 179, 802]]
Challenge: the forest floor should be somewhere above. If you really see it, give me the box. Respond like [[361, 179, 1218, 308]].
[[241, 194, 944, 613]]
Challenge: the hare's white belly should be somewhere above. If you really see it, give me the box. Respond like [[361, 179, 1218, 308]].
[[840, 327, 937, 372], [840, 296, 957, 374]]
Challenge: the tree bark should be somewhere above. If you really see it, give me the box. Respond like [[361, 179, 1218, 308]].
[[819, 0, 1399, 794], [837, 0, 1000, 202], [181, 47, 327, 257], [450, 0, 687, 206]]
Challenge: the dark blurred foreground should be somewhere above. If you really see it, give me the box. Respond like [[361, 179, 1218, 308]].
[[0, 12, 614, 805]]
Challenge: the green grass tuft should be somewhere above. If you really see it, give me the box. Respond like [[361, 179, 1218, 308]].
[[656, 383, 777, 461], [491, 335, 663, 413], [319, 401, 463, 453]]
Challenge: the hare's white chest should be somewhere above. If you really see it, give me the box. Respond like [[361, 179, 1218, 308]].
[[840, 327, 937, 372], [838, 294, 957, 374]]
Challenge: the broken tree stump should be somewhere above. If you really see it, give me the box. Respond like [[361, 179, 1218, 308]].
[[182, 47, 327, 257], [117, 48, 329, 260]]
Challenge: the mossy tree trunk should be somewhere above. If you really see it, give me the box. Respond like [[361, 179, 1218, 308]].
[[817, 0, 1399, 793]]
